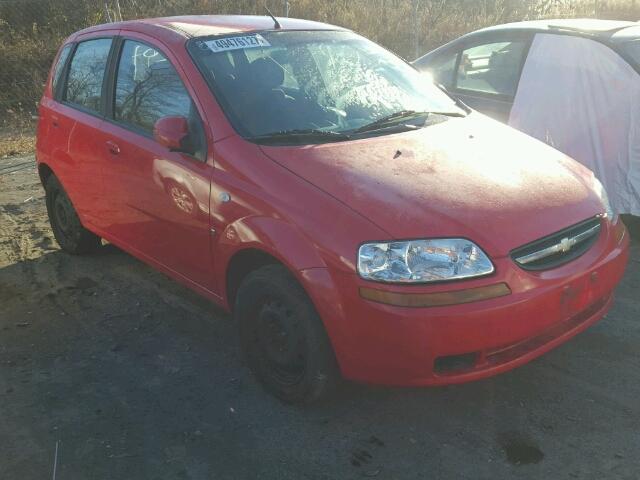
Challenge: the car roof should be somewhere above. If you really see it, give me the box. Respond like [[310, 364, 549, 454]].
[[415, 18, 639, 63], [611, 24, 640, 42], [71, 15, 345, 43], [474, 18, 636, 36]]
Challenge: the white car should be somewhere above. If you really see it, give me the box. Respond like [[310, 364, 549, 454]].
[[414, 19, 640, 217]]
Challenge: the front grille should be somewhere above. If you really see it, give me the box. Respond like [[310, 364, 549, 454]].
[[511, 216, 602, 271]]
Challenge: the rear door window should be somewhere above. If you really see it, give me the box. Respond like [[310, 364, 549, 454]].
[[65, 38, 113, 112], [456, 41, 528, 97]]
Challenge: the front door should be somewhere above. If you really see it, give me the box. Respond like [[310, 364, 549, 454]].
[[99, 37, 215, 291]]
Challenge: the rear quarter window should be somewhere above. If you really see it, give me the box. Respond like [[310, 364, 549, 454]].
[[65, 38, 113, 113]]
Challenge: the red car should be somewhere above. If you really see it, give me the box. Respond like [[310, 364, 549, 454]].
[[36, 15, 629, 403]]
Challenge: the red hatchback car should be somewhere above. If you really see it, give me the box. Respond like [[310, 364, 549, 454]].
[[37, 15, 629, 403]]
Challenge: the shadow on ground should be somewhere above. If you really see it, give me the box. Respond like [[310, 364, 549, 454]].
[[1, 239, 639, 479]]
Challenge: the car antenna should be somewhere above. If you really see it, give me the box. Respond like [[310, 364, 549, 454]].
[[264, 6, 282, 29]]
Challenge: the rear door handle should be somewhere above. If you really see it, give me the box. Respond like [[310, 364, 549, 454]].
[[106, 140, 120, 155], [51, 115, 59, 128]]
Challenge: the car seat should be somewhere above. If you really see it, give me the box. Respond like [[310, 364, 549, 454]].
[[487, 49, 520, 96], [238, 57, 297, 134]]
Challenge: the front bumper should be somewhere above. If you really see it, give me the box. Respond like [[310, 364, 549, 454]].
[[303, 220, 630, 386]]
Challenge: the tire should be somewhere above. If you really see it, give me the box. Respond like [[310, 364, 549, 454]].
[[45, 175, 101, 254], [235, 264, 339, 404]]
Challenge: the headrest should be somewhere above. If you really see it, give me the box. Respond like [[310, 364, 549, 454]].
[[248, 57, 285, 89], [215, 52, 235, 78]]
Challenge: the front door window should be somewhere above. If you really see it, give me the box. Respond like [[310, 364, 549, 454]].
[[456, 41, 527, 97]]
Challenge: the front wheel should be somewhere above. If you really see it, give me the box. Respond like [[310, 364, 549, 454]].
[[235, 264, 339, 404], [45, 175, 101, 254]]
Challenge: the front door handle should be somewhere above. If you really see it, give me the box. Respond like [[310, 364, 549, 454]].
[[51, 115, 59, 128], [106, 140, 120, 155]]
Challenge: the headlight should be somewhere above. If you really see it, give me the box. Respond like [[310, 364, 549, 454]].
[[358, 239, 494, 283], [592, 177, 617, 222]]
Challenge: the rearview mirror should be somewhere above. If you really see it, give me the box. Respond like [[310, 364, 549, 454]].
[[153, 116, 192, 154]]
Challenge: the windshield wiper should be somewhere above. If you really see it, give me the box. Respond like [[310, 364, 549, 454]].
[[352, 110, 426, 133], [248, 129, 351, 144], [426, 111, 468, 118], [352, 109, 466, 134]]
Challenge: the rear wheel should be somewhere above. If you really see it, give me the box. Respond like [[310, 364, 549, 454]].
[[45, 175, 101, 254], [235, 264, 339, 404]]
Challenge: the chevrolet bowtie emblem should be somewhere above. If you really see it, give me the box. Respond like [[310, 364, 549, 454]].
[[514, 222, 601, 266], [559, 237, 575, 253]]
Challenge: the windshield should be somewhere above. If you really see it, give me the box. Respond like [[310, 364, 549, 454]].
[[188, 30, 464, 142]]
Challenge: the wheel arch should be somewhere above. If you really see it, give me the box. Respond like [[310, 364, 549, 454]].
[[38, 162, 56, 187], [218, 215, 328, 310], [223, 243, 351, 383], [224, 248, 281, 308]]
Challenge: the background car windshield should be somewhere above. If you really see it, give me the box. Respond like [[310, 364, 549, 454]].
[[189, 30, 462, 137]]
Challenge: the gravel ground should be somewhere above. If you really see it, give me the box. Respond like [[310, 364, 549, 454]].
[[1, 155, 639, 480]]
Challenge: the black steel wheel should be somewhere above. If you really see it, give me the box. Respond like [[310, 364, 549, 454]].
[[236, 264, 339, 404], [45, 175, 101, 254]]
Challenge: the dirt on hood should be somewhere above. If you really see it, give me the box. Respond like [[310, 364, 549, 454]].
[[260, 114, 603, 257]]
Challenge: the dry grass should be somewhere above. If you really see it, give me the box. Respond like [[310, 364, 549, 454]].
[[1, 0, 640, 157], [0, 132, 35, 158], [0, 111, 37, 157]]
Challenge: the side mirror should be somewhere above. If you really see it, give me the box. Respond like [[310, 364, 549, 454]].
[[153, 116, 191, 153]]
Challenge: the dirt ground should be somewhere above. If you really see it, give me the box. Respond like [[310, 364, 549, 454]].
[[1, 154, 639, 480], [0, 120, 36, 158]]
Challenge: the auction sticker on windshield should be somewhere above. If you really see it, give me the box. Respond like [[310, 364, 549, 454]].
[[205, 34, 271, 52]]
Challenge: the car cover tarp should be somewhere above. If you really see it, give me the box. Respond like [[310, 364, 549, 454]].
[[509, 33, 640, 215]]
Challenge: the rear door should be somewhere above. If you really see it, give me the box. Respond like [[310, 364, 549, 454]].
[[43, 35, 117, 226], [98, 35, 216, 291]]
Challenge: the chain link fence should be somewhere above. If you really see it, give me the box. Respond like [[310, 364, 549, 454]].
[[0, 0, 639, 153]]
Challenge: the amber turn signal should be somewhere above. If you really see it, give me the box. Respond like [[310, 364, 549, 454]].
[[359, 282, 512, 308]]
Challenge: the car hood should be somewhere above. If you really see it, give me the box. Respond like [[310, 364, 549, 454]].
[[259, 114, 604, 258]]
